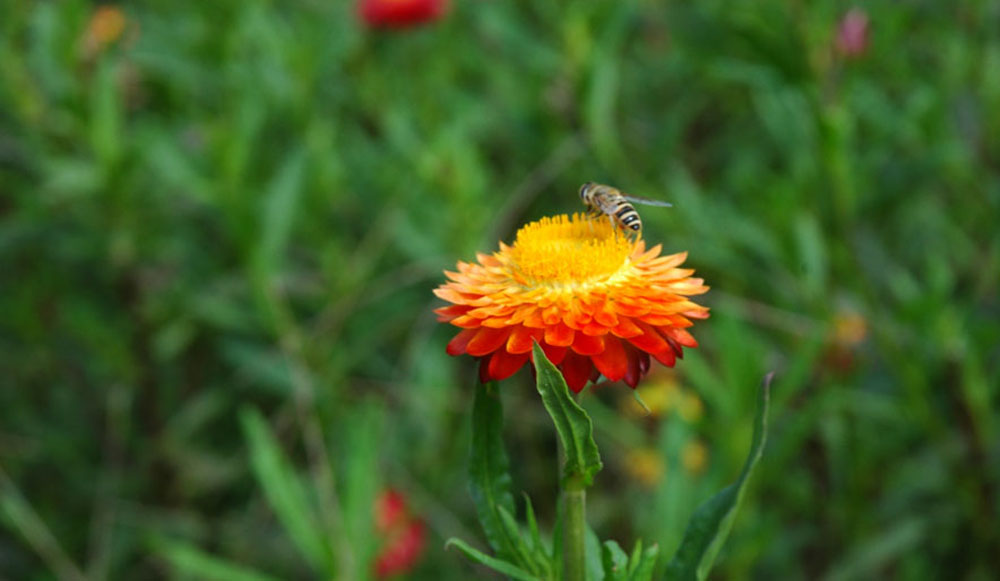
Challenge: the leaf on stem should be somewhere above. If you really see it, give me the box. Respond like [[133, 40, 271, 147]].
[[531, 341, 603, 485], [663, 373, 773, 581], [445, 538, 539, 581], [468, 381, 518, 559]]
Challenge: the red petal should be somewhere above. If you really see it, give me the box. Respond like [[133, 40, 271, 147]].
[[652, 348, 676, 367], [488, 349, 529, 381], [506, 326, 541, 354], [537, 343, 568, 365], [571, 332, 605, 356], [559, 350, 593, 393], [591, 337, 627, 381], [623, 347, 641, 387], [466, 327, 512, 356], [478, 357, 490, 383], [446, 328, 477, 355], [627, 321, 669, 354]]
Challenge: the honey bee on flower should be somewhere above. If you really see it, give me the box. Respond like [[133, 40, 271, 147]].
[[578, 182, 673, 238]]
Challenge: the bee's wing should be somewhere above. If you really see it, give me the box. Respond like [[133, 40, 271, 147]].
[[623, 194, 673, 207]]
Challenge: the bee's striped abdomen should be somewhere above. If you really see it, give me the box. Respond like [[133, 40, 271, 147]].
[[614, 203, 642, 231]]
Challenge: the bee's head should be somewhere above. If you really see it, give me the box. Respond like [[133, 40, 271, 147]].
[[579, 182, 593, 200]]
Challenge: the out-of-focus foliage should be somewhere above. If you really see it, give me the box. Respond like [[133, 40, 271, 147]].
[[1, 0, 997, 579]]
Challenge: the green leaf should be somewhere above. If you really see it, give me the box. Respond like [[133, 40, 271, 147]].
[[627, 541, 658, 581], [586, 526, 604, 581], [239, 408, 331, 573], [155, 540, 282, 581], [663, 373, 773, 581], [254, 149, 306, 280], [522, 492, 552, 570], [445, 538, 539, 581], [531, 342, 603, 485], [602, 540, 629, 581], [468, 381, 519, 560]]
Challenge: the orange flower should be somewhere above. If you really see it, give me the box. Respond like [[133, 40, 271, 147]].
[[434, 214, 709, 393]]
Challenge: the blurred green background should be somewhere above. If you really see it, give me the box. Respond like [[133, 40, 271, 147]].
[[2, 0, 999, 579]]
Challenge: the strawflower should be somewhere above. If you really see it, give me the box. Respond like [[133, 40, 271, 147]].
[[435, 213, 709, 392]]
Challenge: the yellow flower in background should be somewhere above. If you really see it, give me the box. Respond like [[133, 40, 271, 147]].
[[677, 392, 704, 423], [435, 213, 709, 392], [625, 448, 665, 488], [681, 440, 709, 475], [81, 5, 128, 59], [832, 310, 867, 346]]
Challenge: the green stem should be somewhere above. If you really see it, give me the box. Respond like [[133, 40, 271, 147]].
[[562, 474, 587, 581]]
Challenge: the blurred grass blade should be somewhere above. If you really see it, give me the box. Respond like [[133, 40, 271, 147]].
[[468, 381, 519, 560], [445, 538, 539, 581], [340, 399, 384, 579], [254, 149, 306, 280], [664, 373, 772, 581], [155, 540, 282, 581], [0, 468, 86, 581], [239, 407, 332, 573], [532, 342, 602, 485]]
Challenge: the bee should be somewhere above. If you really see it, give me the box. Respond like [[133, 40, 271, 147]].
[[578, 182, 673, 237]]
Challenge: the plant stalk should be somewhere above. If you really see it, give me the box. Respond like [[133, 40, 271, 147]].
[[562, 474, 587, 581]]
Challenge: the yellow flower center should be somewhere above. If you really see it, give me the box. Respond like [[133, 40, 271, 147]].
[[508, 213, 634, 287]]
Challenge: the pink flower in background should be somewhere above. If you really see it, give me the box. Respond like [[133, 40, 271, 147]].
[[374, 490, 426, 578], [836, 8, 870, 58], [359, 0, 448, 28]]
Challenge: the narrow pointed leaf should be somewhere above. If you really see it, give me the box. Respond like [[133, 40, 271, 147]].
[[628, 542, 659, 581], [602, 540, 629, 581], [156, 540, 282, 581], [664, 373, 772, 581], [468, 381, 518, 559], [445, 538, 539, 581], [532, 342, 602, 485], [522, 492, 552, 572], [586, 526, 605, 581], [240, 408, 331, 572]]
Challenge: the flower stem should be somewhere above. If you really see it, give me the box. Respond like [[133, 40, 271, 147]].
[[562, 474, 587, 581]]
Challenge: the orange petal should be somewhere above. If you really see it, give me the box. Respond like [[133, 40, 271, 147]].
[[466, 327, 512, 356], [661, 327, 698, 348], [593, 302, 618, 327], [435, 304, 469, 321], [488, 349, 529, 381], [591, 337, 627, 381], [610, 318, 642, 338], [571, 333, 605, 356], [545, 324, 575, 347], [446, 328, 478, 355], [506, 326, 541, 354]]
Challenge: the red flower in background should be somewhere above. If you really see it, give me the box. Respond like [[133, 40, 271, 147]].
[[359, 0, 448, 28], [374, 490, 426, 578], [835, 8, 869, 58]]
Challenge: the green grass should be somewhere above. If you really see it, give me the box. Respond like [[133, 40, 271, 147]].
[[1, 0, 998, 578]]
